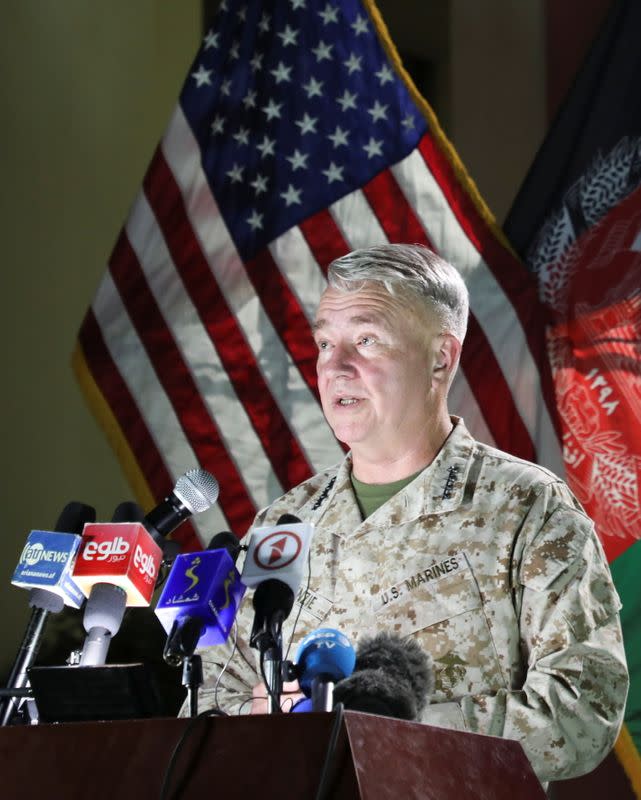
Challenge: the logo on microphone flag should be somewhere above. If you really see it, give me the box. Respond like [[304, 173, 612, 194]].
[[72, 522, 162, 606], [11, 530, 85, 609], [242, 522, 313, 593], [155, 549, 246, 645]]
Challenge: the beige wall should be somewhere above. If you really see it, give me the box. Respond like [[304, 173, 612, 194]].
[[0, 1, 545, 679], [0, 2, 201, 678]]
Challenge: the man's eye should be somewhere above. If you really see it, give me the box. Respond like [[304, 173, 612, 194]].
[[317, 340, 329, 351], [359, 336, 376, 346]]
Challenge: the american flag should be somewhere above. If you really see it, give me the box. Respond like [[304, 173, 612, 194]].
[[74, 0, 562, 550]]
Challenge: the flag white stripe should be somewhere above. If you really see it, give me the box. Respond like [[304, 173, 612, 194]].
[[449, 371, 496, 447], [330, 190, 388, 250], [268, 227, 329, 326], [91, 272, 229, 541], [162, 106, 344, 473], [392, 149, 564, 474]]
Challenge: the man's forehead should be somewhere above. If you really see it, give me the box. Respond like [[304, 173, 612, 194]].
[[313, 285, 425, 330]]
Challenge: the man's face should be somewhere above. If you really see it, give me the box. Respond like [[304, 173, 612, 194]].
[[313, 283, 441, 459]]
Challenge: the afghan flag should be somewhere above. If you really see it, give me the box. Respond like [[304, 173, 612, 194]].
[[505, 0, 641, 795]]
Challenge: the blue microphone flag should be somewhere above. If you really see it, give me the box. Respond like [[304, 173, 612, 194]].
[[12, 530, 85, 608], [155, 549, 246, 646]]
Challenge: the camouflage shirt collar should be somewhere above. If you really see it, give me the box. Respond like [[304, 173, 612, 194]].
[[307, 417, 477, 536]]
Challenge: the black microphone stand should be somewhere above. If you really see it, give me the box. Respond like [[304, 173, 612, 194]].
[[182, 654, 203, 717], [0, 606, 49, 726], [163, 617, 206, 717]]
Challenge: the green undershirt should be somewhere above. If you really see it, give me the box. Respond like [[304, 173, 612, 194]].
[[350, 468, 424, 519]]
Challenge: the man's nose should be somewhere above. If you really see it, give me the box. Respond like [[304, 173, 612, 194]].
[[321, 342, 357, 375]]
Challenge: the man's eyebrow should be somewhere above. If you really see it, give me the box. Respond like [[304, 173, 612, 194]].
[[312, 313, 387, 333]]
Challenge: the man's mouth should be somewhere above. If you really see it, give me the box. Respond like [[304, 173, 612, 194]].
[[336, 397, 361, 407]]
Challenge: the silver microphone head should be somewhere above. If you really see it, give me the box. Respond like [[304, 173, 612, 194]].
[[174, 468, 219, 513]]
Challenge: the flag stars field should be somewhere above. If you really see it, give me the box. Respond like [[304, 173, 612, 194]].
[[177, 0, 429, 275]]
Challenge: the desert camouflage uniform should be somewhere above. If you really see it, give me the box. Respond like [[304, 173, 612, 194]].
[[195, 418, 628, 784]]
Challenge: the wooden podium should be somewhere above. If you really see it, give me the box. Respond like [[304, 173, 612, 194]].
[[0, 711, 545, 799]]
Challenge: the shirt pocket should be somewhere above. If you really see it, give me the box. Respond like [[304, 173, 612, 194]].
[[372, 552, 507, 701]]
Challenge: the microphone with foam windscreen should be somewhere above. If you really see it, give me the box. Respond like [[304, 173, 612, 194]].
[[241, 513, 314, 713], [333, 632, 435, 720], [2, 501, 96, 726]]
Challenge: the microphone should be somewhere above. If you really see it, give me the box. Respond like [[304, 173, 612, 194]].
[[72, 506, 164, 666], [290, 628, 356, 712], [333, 632, 435, 720], [142, 469, 219, 548], [11, 502, 97, 611], [2, 502, 96, 726], [242, 513, 314, 712], [155, 531, 246, 666]]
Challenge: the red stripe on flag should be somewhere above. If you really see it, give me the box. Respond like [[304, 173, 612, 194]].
[[417, 134, 560, 439], [299, 210, 351, 275], [245, 248, 320, 399], [144, 148, 313, 491], [108, 230, 257, 535], [78, 309, 201, 551], [361, 168, 534, 458], [362, 169, 436, 248]]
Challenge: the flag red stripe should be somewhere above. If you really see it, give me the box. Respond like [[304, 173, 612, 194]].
[[245, 248, 320, 399], [362, 169, 534, 457], [362, 169, 436, 248], [299, 210, 351, 275], [78, 310, 201, 551], [144, 148, 314, 491], [418, 134, 560, 437], [108, 230, 257, 534]]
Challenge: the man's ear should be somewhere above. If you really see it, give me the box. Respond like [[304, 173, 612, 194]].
[[432, 334, 461, 385]]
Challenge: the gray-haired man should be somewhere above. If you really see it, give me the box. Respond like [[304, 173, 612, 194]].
[[194, 243, 628, 785]]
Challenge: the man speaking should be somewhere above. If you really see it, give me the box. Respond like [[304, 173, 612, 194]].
[[193, 243, 628, 784]]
